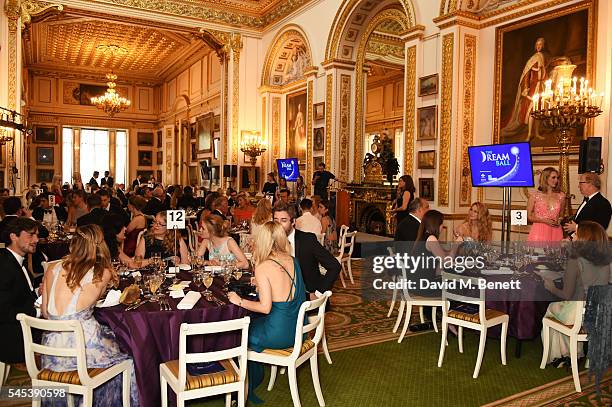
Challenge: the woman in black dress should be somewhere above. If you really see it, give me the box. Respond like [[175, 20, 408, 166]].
[[393, 175, 415, 225], [262, 172, 278, 198]]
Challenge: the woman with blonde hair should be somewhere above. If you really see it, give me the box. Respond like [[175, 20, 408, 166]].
[[135, 211, 189, 265], [50, 175, 63, 205], [227, 221, 306, 403], [197, 214, 248, 268], [72, 171, 84, 191], [454, 202, 493, 242], [542, 221, 611, 366], [40, 225, 139, 405], [251, 197, 273, 232], [527, 167, 565, 241]]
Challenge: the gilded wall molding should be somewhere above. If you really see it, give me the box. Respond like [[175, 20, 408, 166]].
[[460, 34, 476, 206], [232, 50, 241, 165], [223, 59, 229, 164], [86, 0, 312, 29], [340, 74, 351, 181], [261, 97, 267, 174], [403, 45, 417, 177], [353, 7, 412, 182], [306, 80, 313, 195], [272, 97, 281, 160], [439, 33, 454, 207], [325, 0, 416, 61], [325, 74, 333, 167]]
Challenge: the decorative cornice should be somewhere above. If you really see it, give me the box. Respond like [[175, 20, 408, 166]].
[[321, 59, 356, 70]]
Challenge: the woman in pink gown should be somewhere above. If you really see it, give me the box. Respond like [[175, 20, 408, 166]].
[[527, 167, 565, 241]]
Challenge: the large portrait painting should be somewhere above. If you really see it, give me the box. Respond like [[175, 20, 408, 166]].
[[197, 113, 214, 153], [286, 91, 307, 162], [494, 2, 595, 152]]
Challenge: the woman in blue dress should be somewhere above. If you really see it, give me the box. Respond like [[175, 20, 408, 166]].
[[40, 224, 139, 406], [228, 220, 306, 404]]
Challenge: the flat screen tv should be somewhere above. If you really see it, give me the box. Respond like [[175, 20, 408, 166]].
[[277, 158, 300, 182], [468, 142, 534, 187]]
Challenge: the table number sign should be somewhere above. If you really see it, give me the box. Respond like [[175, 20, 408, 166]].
[[49, 195, 55, 206], [167, 210, 186, 229], [511, 210, 527, 226]]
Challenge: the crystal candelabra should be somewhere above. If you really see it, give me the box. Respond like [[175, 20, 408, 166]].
[[531, 67, 604, 217], [91, 73, 131, 117], [240, 130, 266, 195]]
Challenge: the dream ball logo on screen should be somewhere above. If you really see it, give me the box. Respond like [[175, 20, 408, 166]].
[[279, 159, 298, 180], [479, 146, 521, 185]]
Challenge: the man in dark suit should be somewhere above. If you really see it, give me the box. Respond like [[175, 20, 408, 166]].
[[97, 189, 128, 224], [395, 197, 430, 242], [0, 218, 41, 364], [88, 171, 100, 189], [100, 171, 114, 188], [143, 187, 166, 216], [0, 197, 49, 239], [564, 172, 612, 236], [132, 174, 143, 191], [32, 193, 66, 224], [273, 203, 341, 295], [77, 194, 107, 227]]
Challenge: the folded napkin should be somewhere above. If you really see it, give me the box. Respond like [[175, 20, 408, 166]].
[[100, 290, 121, 307], [167, 267, 180, 274], [170, 290, 185, 299], [205, 266, 223, 273], [535, 269, 562, 281], [481, 268, 514, 275], [177, 291, 201, 309], [131, 271, 142, 279]]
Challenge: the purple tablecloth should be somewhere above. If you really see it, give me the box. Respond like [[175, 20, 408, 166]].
[[94, 279, 247, 407]]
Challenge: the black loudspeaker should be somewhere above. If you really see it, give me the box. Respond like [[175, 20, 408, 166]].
[[578, 137, 602, 174]]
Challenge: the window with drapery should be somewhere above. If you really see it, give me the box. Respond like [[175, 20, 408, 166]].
[[61, 127, 128, 186]]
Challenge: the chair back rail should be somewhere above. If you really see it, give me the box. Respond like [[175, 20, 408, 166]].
[[441, 272, 488, 323], [290, 291, 331, 358]]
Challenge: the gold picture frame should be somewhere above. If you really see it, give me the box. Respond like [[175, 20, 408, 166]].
[[418, 74, 439, 96], [493, 1, 596, 154], [417, 150, 436, 169], [417, 106, 438, 140]]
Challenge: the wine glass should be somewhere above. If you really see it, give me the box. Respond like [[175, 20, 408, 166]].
[[233, 269, 243, 282], [193, 270, 203, 289], [202, 272, 214, 296], [148, 272, 164, 302], [133, 255, 143, 269], [222, 269, 232, 293]]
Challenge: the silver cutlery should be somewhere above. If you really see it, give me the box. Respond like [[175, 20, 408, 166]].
[[125, 300, 142, 310], [129, 300, 149, 310]]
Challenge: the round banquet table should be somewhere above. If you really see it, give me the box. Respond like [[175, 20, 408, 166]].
[[94, 274, 248, 407], [39, 239, 71, 261]]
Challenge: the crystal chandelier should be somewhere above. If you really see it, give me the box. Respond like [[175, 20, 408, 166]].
[[91, 72, 131, 117], [240, 130, 267, 166]]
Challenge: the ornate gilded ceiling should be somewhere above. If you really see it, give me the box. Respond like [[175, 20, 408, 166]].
[[25, 16, 204, 82]]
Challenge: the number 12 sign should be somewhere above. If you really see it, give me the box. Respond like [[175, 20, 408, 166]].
[[167, 210, 186, 229]]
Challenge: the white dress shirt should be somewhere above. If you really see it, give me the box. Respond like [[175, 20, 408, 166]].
[[43, 207, 58, 224], [7, 247, 34, 291], [409, 213, 421, 223], [288, 228, 296, 257], [295, 212, 322, 235]]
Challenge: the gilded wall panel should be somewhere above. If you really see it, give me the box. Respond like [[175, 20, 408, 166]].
[[460, 35, 476, 206], [272, 97, 281, 159], [325, 74, 333, 167], [340, 74, 351, 181], [404, 45, 417, 177], [439, 33, 454, 207], [306, 81, 313, 195]]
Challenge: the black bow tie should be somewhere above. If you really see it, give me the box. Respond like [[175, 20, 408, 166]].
[[583, 196, 589, 203], [44, 209, 52, 214]]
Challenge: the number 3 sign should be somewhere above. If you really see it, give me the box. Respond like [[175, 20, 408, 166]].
[[167, 210, 186, 229], [511, 210, 527, 226]]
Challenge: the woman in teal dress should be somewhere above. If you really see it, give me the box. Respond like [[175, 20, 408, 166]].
[[228, 220, 306, 404]]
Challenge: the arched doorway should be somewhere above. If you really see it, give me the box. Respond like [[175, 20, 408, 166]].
[[326, 0, 418, 182]]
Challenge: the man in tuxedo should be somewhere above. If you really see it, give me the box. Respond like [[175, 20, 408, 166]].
[[273, 203, 341, 295], [0, 197, 49, 239], [563, 172, 612, 236], [100, 171, 114, 188], [32, 193, 66, 224], [132, 174, 143, 191], [97, 189, 128, 225], [0, 218, 41, 364], [395, 197, 430, 242], [88, 171, 100, 189], [143, 186, 165, 216], [212, 196, 229, 220], [77, 194, 107, 227]]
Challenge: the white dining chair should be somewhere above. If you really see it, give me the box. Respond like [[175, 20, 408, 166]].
[[540, 301, 588, 392], [17, 313, 132, 407], [437, 272, 509, 378], [0, 362, 9, 390], [160, 317, 250, 407], [248, 291, 331, 407], [186, 224, 197, 253], [336, 231, 357, 287]]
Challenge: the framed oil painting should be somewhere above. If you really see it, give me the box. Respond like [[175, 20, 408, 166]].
[[314, 127, 325, 151], [157, 130, 162, 148], [417, 106, 437, 140], [137, 132, 154, 146], [314, 102, 325, 121], [494, 2, 595, 152], [286, 91, 307, 161], [156, 151, 163, 165], [37, 147, 54, 165], [419, 178, 434, 201], [34, 126, 57, 144], [418, 74, 438, 96], [137, 170, 153, 181], [37, 169, 54, 183], [417, 150, 436, 169], [197, 113, 214, 153], [213, 137, 220, 160], [138, 151, 153, 166]]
